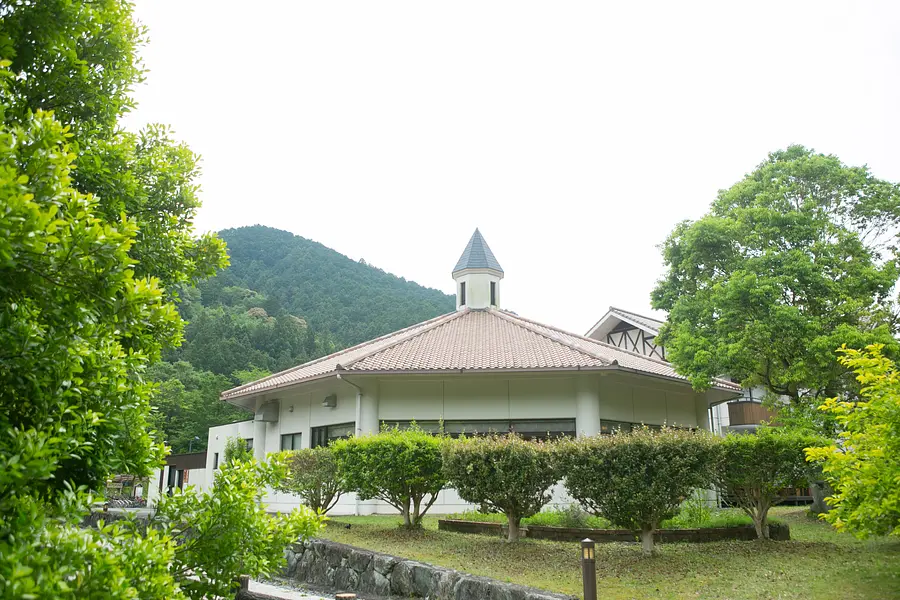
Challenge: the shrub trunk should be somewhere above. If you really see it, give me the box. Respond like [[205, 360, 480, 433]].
[[506, 513, 523, 543], [752, 508, 770, 539], [639, 524, 655, 556]]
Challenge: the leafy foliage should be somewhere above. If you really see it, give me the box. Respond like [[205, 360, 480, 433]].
[[559, 428, 720, 555], [148, 361, 249, 453], [0, 0, 228, 293], [272, 447, 344, 513], [443, 435, 559, 541], [201, 225, 455, 347], [155, 457, 325, 600], [332, 426, 446, 528], [719, 428, 825, 539], [224, 437, 254, 464], [0, 79, 184, 596], [807, 345, 900, 538], [652, 145, 900, 426]]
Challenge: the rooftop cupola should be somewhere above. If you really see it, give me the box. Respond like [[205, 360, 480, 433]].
[[452, 228, 503, 310]]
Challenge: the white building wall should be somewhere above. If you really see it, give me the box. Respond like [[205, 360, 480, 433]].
[[200, 372, 722, 515]]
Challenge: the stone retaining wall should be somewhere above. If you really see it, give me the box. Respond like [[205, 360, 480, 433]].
[[437, 519, 790, 542], [283, 539, 574, 600]]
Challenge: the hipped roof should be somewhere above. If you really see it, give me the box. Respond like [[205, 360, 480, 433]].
[[221, 308, 740, 401]]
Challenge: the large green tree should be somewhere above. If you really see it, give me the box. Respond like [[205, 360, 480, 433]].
[[147, 361, 250, 454], [0, 0, 227, 293], [653, 146, 900, 422]]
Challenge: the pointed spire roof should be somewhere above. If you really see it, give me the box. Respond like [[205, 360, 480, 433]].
[[452, 228, 504, 275]]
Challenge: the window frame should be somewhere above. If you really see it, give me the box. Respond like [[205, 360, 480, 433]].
[[280, 432, 302, 451]]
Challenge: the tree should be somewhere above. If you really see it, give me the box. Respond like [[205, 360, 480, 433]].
[[0, 0, 227, 294], [0, 75, 181, 594], [559, 428, 720, 555], [155, 456, 325, 600], [148, 361, 249, 453], [332, 426, 446, 528], [224, 437, 254, 464], [652, 146, 900, 425], [272, 447, 344, 513], [443, 434, 558, 542], [719, 428, 825, 539], [806, 345, 900, 538]]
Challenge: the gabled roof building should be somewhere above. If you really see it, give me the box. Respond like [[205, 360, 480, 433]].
[[585, 306, 772, 434], [204, 230, 740, 514]]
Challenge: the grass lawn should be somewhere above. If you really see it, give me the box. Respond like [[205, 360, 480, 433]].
[[318, 507, 899, 599]]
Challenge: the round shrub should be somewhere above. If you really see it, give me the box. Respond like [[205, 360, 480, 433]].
[[332, 425, 446, 528], [720, 427, 826, 539], [559, 427, 720, 555], [443, 434, 559, 542], [272, 446, 343, 513]]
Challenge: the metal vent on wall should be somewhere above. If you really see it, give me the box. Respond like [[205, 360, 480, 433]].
[[255, 400, 279, 422]]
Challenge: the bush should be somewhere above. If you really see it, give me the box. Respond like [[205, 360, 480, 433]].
[[332, 425, 445, 528], [272, 447, 343, 513], [720, 428, 827, 539], [443, 434, 559, 542], [806, 345, 900, 538], [224, 437, 254, 464], [559, 427, 720, 555], [154, 456, 325, 599]]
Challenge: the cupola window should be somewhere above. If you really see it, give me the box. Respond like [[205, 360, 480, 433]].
[[490, 282, 496, 306], [460, 282, 466, 306]]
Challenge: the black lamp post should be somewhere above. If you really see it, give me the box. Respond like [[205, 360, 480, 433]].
[[581, 538, 596, 600], [188, 436, 200, 453]]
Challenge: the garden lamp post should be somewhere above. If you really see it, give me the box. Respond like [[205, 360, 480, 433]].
[[188, 436, 200, 452], [581, 538, 596, 600]]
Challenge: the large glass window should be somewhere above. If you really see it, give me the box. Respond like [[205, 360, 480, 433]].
[[380, 419, 576, 440], [311, 422, 355, 448], [280, 432, 302, 451]]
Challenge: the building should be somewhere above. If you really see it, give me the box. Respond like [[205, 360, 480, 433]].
[[202, 229, 740, 513], [585, 307, 775, 434], [147, 451, 208, 505]]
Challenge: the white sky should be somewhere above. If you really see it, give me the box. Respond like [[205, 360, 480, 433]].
[[125, 1, 900, 335]]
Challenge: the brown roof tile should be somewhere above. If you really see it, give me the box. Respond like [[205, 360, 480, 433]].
[[221, 308, 740, 401]]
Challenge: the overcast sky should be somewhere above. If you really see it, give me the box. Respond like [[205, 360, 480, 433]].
[[125, 1, 900, 334]]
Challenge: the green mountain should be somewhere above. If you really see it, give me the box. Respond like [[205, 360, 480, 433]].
[[201, 225, 455, 347], [154, 225, 455, 451]]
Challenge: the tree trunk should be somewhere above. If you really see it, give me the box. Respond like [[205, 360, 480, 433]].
[[412, 496, 422, 528], [506, 513, 522, 543], [752, 508, 770, 539], [400, 500, 412, 528], [640, 524, 655, 556], [809, 480, 832, 515]]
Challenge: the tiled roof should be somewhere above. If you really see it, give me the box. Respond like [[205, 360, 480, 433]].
[[221, 308, 740, 401], [452, 229, 504, 274], [609, 307, 665, 335]]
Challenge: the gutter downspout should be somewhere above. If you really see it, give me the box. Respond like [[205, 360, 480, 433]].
[[336, 373, 363, 516]]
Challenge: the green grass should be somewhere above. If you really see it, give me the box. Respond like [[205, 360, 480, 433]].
[[320, 508, 899, 599], [446, 506, 775, 530]]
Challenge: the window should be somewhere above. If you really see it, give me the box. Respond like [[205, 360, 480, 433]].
[[213, 452, 219, 470], [380, 419, 576, 441], [311, 422, 355, 448], [490, 281, 496, 306], [244, 438, 254, 450], [460, 282, 466, 306], [281, 432, 302, 451]]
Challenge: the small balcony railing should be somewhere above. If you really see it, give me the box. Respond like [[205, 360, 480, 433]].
[[727, 400, 776, 426]]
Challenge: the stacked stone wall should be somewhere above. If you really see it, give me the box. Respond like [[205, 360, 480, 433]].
[[283, 539, 574, 600]]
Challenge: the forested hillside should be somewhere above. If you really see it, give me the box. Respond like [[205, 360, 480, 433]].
[[152, 225, 455, 452]]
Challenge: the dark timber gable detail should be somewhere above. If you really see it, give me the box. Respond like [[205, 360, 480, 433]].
[[606, 326, 666, 360]]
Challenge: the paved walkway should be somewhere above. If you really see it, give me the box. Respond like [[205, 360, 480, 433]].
[[251, 579, 332, 599]]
